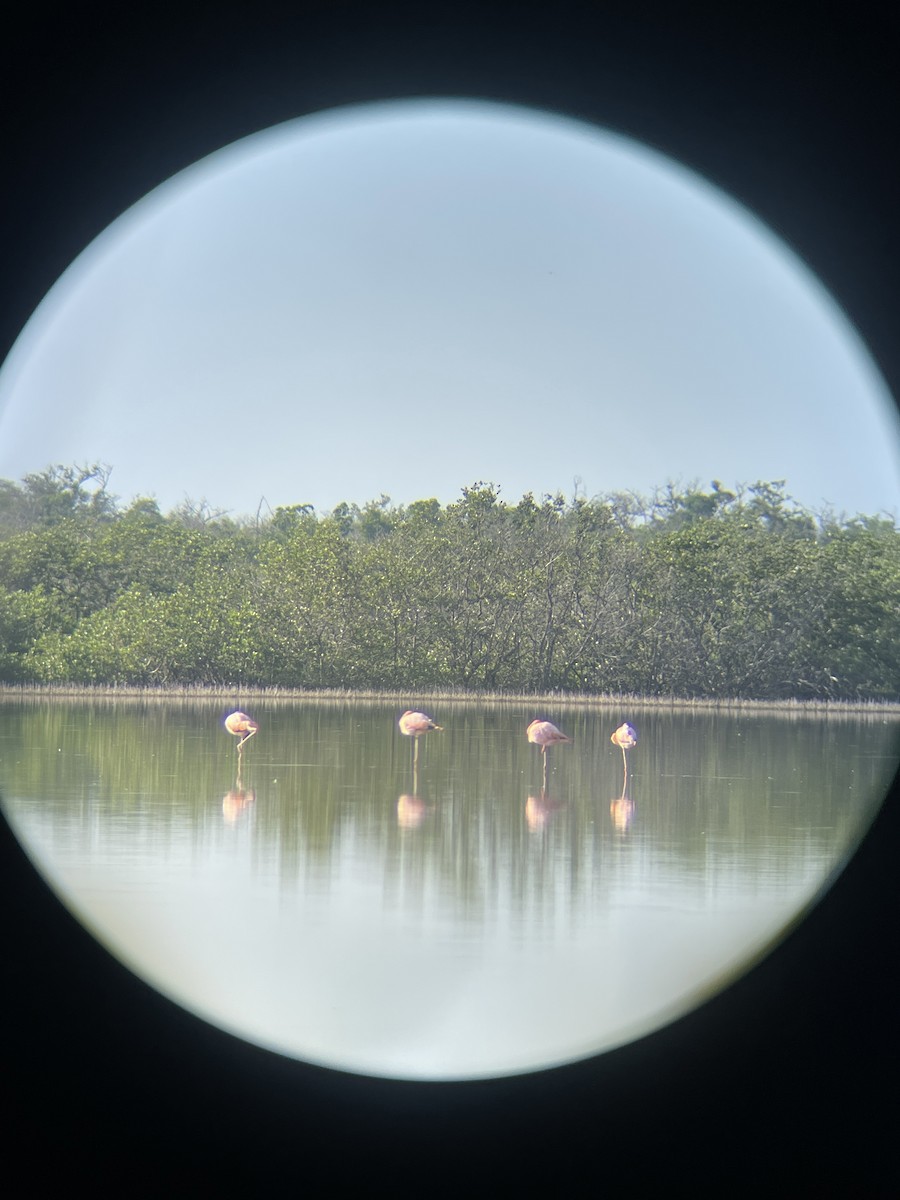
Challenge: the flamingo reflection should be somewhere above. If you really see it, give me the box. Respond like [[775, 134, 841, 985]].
[[525, 791, 566, 831], [223, 761, 255, 825], [609, 793, 634, 834], [397, 794, 432, 829], [223, 787, 255, 824]]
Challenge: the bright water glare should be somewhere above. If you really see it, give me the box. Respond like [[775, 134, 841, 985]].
[[1, 698, 894, 1079]]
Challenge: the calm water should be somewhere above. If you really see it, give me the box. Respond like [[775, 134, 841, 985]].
[[1, 697, 895, 1079]]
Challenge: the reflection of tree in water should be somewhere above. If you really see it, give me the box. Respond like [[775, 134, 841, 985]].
[[4, 699, 893, 936]]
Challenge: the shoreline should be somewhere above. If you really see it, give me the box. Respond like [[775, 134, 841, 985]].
[[0, 682, 897, 717]]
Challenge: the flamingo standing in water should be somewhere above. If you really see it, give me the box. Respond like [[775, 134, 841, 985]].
[[224, 710, 259, 756], [527, 718, 571, 787], [398, 710, 443, 769], [611, 721, 637, 785]]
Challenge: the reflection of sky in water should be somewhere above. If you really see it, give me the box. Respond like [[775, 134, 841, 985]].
[[2, 701, 893, 1079], [17, 825, 831, 1078]]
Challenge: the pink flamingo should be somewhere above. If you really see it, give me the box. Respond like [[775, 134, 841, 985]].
[[224, 710, 259, 755], [611, 722, 637, 784], [527, 718, 572, 785], [398, 710, 443, 769]]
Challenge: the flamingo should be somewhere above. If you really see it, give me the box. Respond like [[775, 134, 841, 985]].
[[526, 718, 571, 786], [611, 722, 637, 785], [398, 710, 443, 769], [224, 710, 259, 755]]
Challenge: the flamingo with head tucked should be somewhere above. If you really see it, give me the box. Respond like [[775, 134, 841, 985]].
[[224, 710, 259, 755], [398, 710, 443, 769], [527, 718, 571, 786], [611, 722, 637, 784]]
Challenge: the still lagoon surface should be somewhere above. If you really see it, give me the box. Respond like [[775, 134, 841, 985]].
[[1, 697, 896, 1079]]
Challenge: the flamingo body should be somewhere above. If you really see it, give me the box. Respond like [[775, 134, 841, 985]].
[[224, 711, 259, 749], [398, 711, 443, 738], [526, 719, 572, 751], [611, 722, 638, 750], [611, 722, 637, 787], [399, 710, 442, 770], [527, 719, 571, 786]]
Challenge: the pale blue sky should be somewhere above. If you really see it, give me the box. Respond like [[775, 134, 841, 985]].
[[0, 97, 897, 520]]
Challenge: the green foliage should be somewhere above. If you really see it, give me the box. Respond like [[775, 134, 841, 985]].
[[270, 503, 316, 539], [0, 463, 116, 536], [0, 588, 60, 680], [0, 464, 896, 699]]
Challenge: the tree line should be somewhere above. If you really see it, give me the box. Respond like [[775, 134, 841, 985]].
[[0, 462, 896, 699]]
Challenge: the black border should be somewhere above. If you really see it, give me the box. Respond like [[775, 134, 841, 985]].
[[3, 3, 899, 1190]]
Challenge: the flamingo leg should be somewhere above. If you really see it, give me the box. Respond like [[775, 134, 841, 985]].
[[413, 737, 420, 770]]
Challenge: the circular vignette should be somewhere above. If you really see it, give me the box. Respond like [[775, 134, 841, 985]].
[[1, 4, 898, 1189]]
